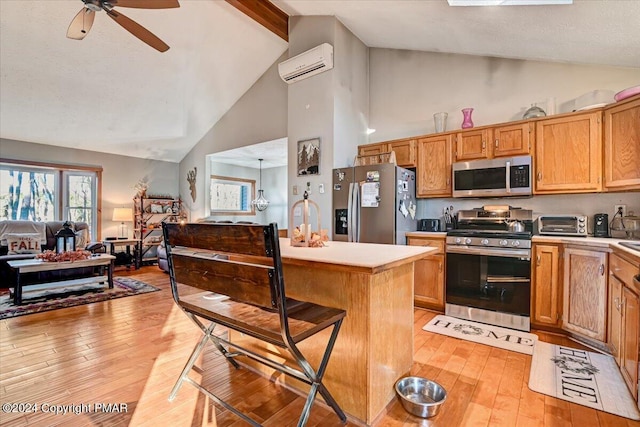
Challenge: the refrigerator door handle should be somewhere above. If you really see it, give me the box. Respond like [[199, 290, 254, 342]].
[[354, 182, 360, 242], [347, 183, 354, 242]]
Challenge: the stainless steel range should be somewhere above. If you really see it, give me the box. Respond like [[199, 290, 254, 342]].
[[445, 207, 533, 331]]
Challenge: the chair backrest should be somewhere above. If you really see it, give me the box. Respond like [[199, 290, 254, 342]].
[[162, 222, 283, 310]]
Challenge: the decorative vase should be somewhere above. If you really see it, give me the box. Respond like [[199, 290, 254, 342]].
[[461, 108, 474, 129]]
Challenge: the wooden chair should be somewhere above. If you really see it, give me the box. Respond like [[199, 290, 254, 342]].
[[162, 222, 347, 427]]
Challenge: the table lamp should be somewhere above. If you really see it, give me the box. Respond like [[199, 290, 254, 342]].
[[112, 207, 133, 239]]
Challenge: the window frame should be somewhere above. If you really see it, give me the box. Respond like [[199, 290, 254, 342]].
[[0, 158, 103, 240]]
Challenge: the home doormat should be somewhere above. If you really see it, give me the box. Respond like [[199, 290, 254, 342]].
[[0, 277, 160, 320], [529, 342, 640, 420], [422, 315, 538, 355]]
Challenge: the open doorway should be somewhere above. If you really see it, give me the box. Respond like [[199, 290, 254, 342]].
[[205, 138, 288, 232]]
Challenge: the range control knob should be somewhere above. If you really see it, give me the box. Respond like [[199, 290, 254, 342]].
[[481, 239, 489, 245], [465, 238, 472, 245], [499, 239, 508, 246], [511, 240, 521, 247], [455, 237, 462, 245]]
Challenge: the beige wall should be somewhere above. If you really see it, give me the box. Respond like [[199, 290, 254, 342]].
[[0, 138, 179, 238], [368, 49, 639, 141]]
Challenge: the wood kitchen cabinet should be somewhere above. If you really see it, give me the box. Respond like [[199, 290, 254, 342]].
[[416, 134, 453, 197], [358, 138, 417, 168], [534, 111, 603, 194], [358, 142, 387, 158], [407, 235, 445, 311], [493, 122, 534, 158], [532, 243, 562, 328], [387, 138, 417, 168], [562, 246, 608, 342], [604, 95, 640, 191], [608, 250, 640, 401], [454, 128, 491, 161]]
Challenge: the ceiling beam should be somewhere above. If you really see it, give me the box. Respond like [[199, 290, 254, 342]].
[[225, 0, 289, 42]]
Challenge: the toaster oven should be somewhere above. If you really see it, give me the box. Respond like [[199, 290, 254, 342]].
[[537, 215, 588, 237]]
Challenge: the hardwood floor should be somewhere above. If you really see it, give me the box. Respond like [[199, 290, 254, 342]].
[[0, 267, 636, 426]]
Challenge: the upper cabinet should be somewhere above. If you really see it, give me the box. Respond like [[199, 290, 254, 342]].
[[358, 138, 417, 168], [358, 142, 386, 158], [493, 122, 534, 158], [387, 138, 417, 168], [417, 134, 453, 197], [534, 111, 603, 194], [454, 128, 491, 161], [604, 96, 640, 191]]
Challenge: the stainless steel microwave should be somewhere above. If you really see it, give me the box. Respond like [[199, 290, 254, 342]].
[[452, 155, 533, 198]]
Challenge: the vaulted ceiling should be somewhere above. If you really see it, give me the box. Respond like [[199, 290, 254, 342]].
[[1, 0, 638, 163]]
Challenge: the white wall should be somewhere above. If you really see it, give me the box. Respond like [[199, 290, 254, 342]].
[[368, 49, 640, 141], [0, 138, 179, 238], [287, 16, 369, 233], [179, 54, 289, 222]]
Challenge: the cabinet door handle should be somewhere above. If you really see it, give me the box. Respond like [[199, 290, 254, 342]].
[[536, 254, 541, 266], [482, 141, 486, 150], [599, 264, 604, 276], [446, 177, 451, 185], [495, 139, 499, 148], [439, 262, 443, 273], [537, 171, 542, 181]]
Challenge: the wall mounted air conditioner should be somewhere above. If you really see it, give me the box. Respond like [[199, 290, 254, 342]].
[[278, 43, 334, 84]]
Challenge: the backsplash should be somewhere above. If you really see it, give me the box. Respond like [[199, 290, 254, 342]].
[[417, 192, 639, 232]]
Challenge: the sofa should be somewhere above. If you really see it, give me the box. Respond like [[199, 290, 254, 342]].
[[0, 220, 97, 287]]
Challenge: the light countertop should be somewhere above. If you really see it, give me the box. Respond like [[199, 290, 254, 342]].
[[533, 235, 640, 259], [405, 231, 447, 238], [279, 238, 436, 273]]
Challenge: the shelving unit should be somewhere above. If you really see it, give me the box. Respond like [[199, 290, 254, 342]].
[[133, 196, 182, 265]]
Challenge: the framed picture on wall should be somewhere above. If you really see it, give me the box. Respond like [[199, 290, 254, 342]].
[[297, 138, 320, 176]]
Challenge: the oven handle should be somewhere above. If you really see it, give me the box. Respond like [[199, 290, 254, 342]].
[[446, 245, 531, 259]]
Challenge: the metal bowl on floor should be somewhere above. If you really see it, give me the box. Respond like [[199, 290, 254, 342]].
[[395, 376, 447, 418]]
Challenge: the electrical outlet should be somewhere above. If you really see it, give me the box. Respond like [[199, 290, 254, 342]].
[[614, 204, 627, 217]]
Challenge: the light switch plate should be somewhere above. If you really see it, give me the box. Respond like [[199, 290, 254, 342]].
[[293, 185, 298, 195], [319, 183, 325, 194]]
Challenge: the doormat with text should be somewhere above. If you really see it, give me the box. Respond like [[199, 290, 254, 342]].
[[529, 342, 640, 420], [423, 315, 537, 355]]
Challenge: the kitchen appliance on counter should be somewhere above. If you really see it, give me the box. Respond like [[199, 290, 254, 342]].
[[333, 164, 417, 245], [593, 213, 609, 237], [418, 218, 441, 232], [445, 207, 533, 332], [536, 214, 588, 237], [452, 155, 532, 198]]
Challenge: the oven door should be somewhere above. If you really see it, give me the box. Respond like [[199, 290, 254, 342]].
[[445, 248, 531, 317]]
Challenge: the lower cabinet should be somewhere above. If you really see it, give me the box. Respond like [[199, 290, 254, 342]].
[[532, 243, 562, 328], [608, 251, 640, 401], [407, 235, 445, 311], [562, 246, 608, 342]]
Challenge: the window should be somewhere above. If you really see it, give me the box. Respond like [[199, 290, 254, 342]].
[[0, 159, 101, 239], [209, 175, 255, 215]]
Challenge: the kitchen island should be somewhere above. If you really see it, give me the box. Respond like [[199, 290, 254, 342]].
[[229, 238, 436, 425]]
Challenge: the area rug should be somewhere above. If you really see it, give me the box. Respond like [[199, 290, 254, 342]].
[[529, 342, 640, 420], [422, 315, 538, 355], [0, 277, 160, 320]]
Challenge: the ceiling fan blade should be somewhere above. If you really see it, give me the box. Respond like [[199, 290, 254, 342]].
[[106, 9, 170, 52], [108, 0, 180, 9], [66, 8, 95, 40]]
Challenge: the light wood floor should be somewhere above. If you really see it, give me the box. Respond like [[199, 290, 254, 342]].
[[0, 267, 636, 427]]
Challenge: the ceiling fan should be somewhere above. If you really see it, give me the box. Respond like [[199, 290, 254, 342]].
[[67, 0, 180, 52]]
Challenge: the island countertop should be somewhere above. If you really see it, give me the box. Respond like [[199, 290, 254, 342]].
[[278, 238, 436, 274]]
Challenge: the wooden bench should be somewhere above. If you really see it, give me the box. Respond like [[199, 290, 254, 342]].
[[163, 222, 347, 426]]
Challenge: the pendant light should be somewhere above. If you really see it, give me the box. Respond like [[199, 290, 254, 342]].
[[252, 159, 269, 212]]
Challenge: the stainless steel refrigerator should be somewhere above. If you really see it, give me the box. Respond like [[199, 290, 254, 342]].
[[332, 164, 417, 244]]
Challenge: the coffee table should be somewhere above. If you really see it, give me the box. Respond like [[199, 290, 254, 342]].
[[7, 254, 116, 305]]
